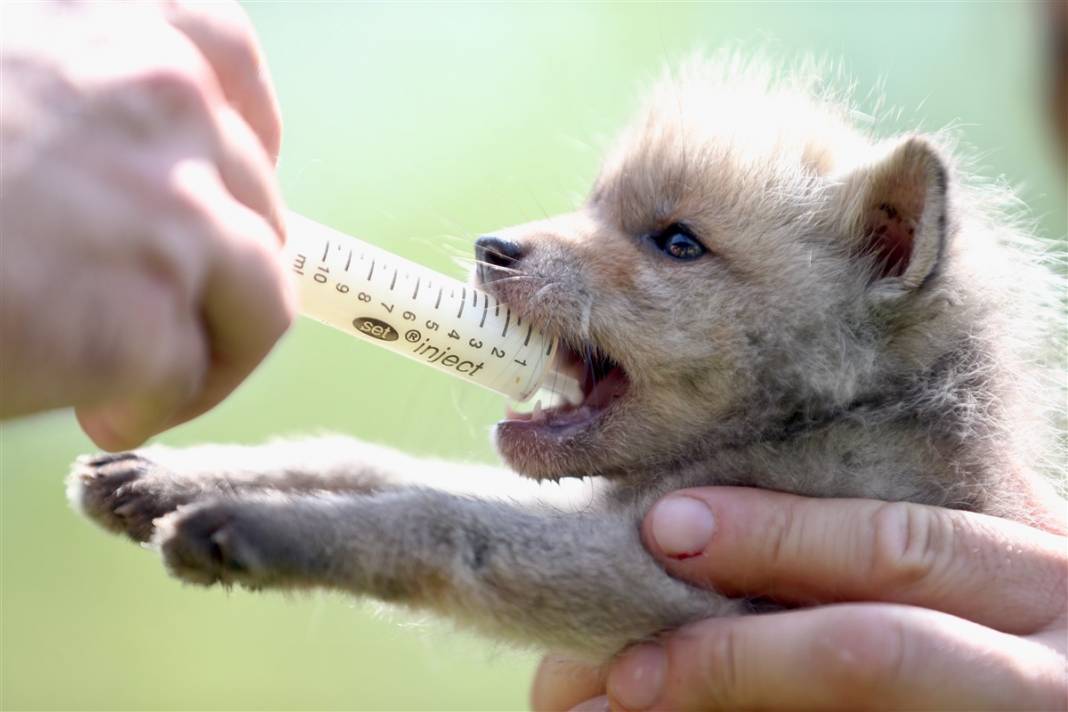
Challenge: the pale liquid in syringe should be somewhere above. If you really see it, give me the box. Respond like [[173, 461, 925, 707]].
[[284, 212, 581, 405]]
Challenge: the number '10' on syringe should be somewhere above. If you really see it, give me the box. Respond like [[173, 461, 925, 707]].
[[283, 211, 582, 404]]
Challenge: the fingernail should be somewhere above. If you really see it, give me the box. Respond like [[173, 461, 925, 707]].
[[650, 496, 715, 559], [570, 695, 611, 712], [607, 644, 665, 711]]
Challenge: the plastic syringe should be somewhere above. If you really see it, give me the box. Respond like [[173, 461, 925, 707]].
[[284, 212, 582, 405]]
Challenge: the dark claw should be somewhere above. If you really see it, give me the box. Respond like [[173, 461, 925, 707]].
[[82, 452, 142, 468]]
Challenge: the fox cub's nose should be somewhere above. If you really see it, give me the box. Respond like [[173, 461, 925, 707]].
[[475, 236, 524, 284]]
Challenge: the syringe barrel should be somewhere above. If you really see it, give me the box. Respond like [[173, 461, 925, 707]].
[[283, 211, 556, 402]]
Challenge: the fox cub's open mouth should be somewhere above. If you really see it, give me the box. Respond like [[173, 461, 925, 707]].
[[502, 337, 629, 432]]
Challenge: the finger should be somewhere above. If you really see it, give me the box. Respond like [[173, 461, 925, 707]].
[[531, 655, 608, 712], [210, 103, 286, 241], [606, 604, 1065, 712], [164, 190, 294, 429], [642, 488, 1067, 634], [162, 0, 282, 161], [74, 272, 209, 451], [569, 697, 610, 712]]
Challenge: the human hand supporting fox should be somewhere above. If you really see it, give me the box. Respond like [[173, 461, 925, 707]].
[[533, 488, 1068, 712]]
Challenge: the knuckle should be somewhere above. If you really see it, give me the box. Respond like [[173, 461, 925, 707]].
[[217, 6, 261, 69], [98, 54, 215, 142], [694, 624, 747, 709], [870, 501, 954, 592], [165, 164, 234, 242], [169, 0, 261, 73], [129, 61, 212, 120], [815, 609, 909, 702], [216, 103, 278, 181], [168, 168, 217, 224], [766, 498, 802, 570]]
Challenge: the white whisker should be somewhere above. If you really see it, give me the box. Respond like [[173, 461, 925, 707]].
[[468, 259, 523, 275], [481, 275, 538, 286], [579, 295, 593, 340]]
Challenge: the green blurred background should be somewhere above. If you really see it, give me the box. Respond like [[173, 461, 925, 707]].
[[2, 3, 1063, 710]]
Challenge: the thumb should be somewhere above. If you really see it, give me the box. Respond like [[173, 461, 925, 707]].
[[641, 487, 1066, 635]]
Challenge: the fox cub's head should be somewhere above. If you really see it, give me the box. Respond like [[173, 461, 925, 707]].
[[476, 57, 1032, 481]]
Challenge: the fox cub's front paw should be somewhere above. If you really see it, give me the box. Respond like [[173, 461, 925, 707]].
[[155, 496, 316, 589], [68, 451, 201, 542]]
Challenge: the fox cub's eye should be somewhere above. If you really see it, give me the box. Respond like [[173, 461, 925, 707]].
[[650, 223, 706, 261]]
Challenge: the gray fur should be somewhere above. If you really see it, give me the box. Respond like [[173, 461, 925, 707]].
[[68, 54, 1064, 662]]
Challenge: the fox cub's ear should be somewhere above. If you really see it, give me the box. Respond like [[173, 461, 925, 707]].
[[836, 137, 951, 298]]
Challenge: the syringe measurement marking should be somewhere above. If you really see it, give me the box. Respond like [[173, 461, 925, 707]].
[[300, 248, 542, 381], [322, 241, 330, 261]]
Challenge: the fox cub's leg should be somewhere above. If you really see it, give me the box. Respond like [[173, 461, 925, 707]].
[[69, 438, 580, 543], [68, 438, 418, 542], [155, 488, 740, 658]]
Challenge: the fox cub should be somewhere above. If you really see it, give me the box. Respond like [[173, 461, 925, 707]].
[[70, 56, 1063, 660]]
